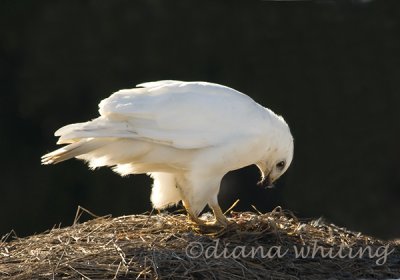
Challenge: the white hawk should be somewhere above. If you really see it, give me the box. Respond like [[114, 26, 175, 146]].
[[42, 81, 294, 227]]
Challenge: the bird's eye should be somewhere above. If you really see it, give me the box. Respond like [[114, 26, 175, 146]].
[[276, 161, 285, 170]]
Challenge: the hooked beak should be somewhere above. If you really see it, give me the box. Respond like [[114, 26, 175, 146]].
[[256, 162, 274, 189], [257, 172, 274, 189]]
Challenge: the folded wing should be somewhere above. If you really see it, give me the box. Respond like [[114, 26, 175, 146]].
[[56, 81, 264, 149]]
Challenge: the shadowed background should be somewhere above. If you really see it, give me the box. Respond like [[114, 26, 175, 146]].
[[1, 0, 399, 239]]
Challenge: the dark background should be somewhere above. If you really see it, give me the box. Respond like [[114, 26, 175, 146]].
[[1, 0, 399, 239]]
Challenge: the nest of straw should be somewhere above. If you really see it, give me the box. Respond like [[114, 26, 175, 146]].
[[1, 206, 399, 280]]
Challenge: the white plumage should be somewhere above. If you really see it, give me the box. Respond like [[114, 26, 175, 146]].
[[42, 81, 294, 226]]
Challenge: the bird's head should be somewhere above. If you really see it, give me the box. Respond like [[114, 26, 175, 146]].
[[255, 117, 294, 188]]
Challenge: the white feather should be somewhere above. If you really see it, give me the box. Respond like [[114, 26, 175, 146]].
[[149, 172, 181, 209]]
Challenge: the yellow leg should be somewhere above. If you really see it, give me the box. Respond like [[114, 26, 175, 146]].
[[209, 202, 230, 228], [182, 199, 206, 226]]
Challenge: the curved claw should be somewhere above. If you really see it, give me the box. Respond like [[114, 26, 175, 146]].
[[183, 198, 232, 229]]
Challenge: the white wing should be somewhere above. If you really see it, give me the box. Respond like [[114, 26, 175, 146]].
[[56, 81, 266, 149]]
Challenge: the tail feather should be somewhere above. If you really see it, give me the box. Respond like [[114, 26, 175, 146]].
[[41, 139, 108, 165]]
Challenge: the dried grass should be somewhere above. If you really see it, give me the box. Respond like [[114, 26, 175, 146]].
[[1, 206, 399, 280]]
